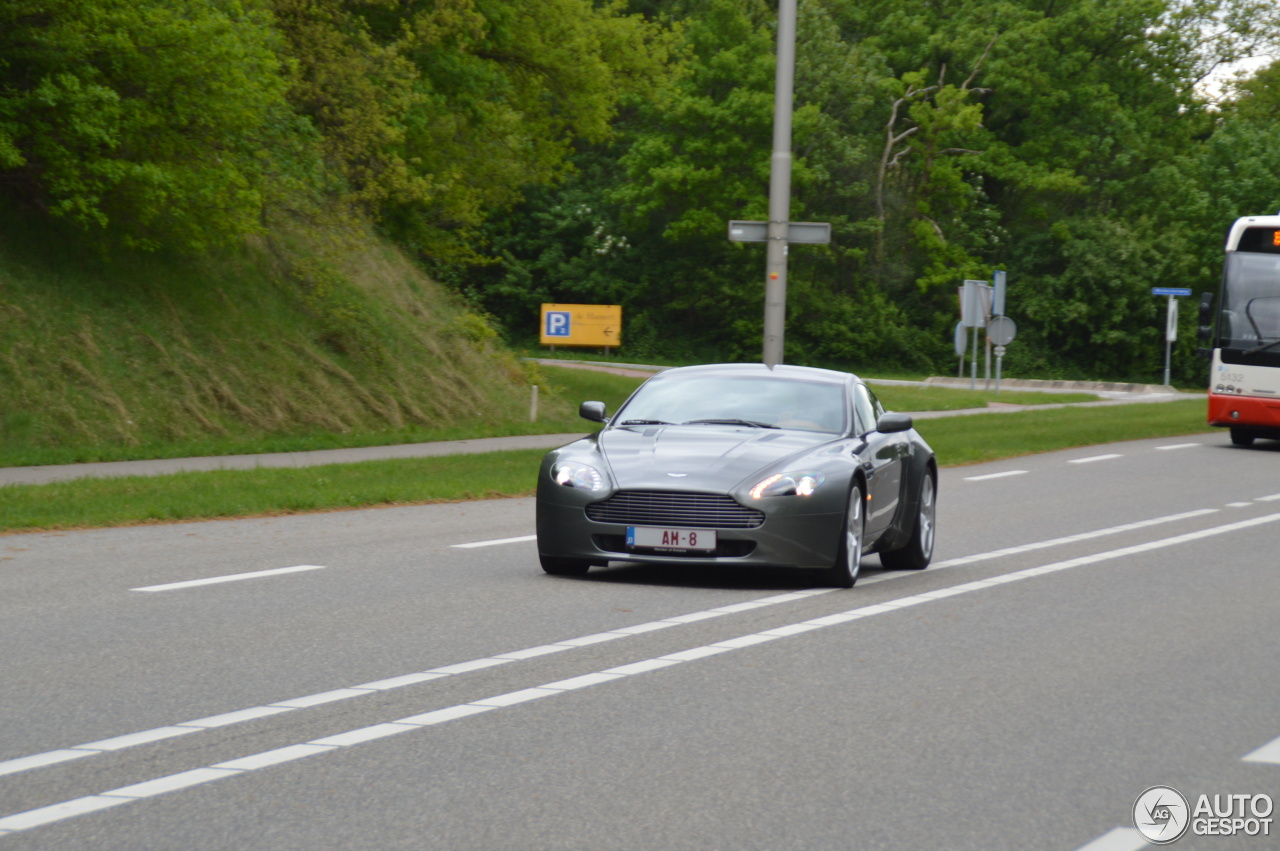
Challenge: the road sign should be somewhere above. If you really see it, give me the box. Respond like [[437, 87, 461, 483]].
[[539, 304, 622, 347], [960, 280, 990, 327], [728, 220, 831, 245], [1150, 289, 1188, 385], [544, 311, 571, 337], [993, 270, 1007, 316], [987, 315, 1018, 346]]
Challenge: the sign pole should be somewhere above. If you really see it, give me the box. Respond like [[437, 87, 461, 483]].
[[1151, 287, 1190, 387], [762, 0, 797, 368], [970, 326, 979, 389], [984, 332, 991, 390]]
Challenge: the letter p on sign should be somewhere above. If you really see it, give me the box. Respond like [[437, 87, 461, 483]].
[[545, 311, 571, 337]]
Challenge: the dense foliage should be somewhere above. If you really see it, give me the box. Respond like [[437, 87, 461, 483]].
[[2, 0, 1279, 382]]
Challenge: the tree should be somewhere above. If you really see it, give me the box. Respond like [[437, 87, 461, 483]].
[[0, 0, 295, 252]]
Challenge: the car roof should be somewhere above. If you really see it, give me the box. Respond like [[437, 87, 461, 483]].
[[651, 363, 858, 385]]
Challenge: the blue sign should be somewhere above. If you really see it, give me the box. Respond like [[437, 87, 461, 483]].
[[1152, 288, 1192, 297], [545, 311, 571, 337]]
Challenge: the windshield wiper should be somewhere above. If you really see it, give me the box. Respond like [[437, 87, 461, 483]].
[[1244, 339, 1280, 356], [681, 418, 779, 428], [619, 419, 673, 426]]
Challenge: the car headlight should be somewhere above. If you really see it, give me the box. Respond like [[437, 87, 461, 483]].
[[749, 471, 826, 499], [551, 460, 607, 491]]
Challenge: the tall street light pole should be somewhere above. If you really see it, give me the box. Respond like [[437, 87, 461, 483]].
[[728, 0, 828, 365], [762, 0, 797, 368]]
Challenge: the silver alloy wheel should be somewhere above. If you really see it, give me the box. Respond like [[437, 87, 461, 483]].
[[917, 473, 936, 560], [844, 484, 863, 582]]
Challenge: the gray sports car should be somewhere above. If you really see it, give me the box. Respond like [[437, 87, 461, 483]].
[[535, 363, 936, 587]]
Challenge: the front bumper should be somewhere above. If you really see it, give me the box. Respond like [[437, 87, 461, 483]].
[[1207, 392, 1280, 433], [536, 487, 845, 570]]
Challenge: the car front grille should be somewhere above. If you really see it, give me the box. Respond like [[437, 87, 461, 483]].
[[585, 491, 765, 529]]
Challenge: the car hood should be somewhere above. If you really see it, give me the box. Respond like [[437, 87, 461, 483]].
[[598, 425, 832, 491]]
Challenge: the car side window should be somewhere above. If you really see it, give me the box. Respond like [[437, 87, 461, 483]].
[[852, 384, 877, 436]]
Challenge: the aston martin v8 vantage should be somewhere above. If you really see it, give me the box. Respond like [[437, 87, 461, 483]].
[[535, 363, 936, 587]]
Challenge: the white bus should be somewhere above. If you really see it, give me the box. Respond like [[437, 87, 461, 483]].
[[1202, 214, 1280, 446]]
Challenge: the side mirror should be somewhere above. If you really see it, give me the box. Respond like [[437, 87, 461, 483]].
[[876, 412, 913, 434], [579, 401, 608, 423], [1198, 292, 1214, 340]]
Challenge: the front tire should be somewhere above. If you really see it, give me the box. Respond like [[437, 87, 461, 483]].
[[822, 481, 865, 588], [1230, 427, 1256, 447], [539, 554, 592, 576], [880, 468, 935, 571]]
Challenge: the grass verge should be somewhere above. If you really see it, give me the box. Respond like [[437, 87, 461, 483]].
[[0, 398, 1216, 535], [0, 365, 642, 467], [913, 399, 1214, 466], [0, 450, 548, 534], [871, 385, 1099, 411]]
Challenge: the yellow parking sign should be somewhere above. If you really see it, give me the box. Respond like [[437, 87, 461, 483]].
[[540, 304, 622, 347]]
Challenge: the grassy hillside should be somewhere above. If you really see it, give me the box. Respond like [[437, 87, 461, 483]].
[[0, 210, 582, 467]]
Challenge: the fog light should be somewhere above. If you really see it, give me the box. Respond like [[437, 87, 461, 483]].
[[1231, 411, 1240, 419]]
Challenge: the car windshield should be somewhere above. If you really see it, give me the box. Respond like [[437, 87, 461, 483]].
[[617, 374, 847, 434]]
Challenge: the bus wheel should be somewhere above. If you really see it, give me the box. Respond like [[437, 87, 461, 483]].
[[1230, 427, 1256, 447]]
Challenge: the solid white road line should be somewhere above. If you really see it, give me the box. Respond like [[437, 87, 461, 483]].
[[5, 512, 1278, 837], [131, 565, 324, 592], [1073, 827, 1147, 851], [1243, 733, 1280, 765], [0, 505, 1238, 782], [931, 508, 1220, 569], [0, 588, 832, 780]]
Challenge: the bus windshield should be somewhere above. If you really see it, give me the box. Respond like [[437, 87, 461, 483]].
[[1218, 252, 1280, 351]]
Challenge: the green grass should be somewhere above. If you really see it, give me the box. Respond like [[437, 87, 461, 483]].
[[0, 365, 641, 468], [914, 399, 1214, 466], [0, 397, 1216, 535], [0, 450, 548, 534], [871, 384, 1099, 412], [0, 209, 584, 467]]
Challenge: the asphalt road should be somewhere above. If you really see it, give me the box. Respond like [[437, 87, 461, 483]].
[[2, 432, 1279, 850]]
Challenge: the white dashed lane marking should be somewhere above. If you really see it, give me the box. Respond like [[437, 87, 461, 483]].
[[131, 565, 325, 592], [1069, 453, 1123, 464], [451, 535, 537, 549], [964, 470, 1028, 482], [962, 441, 1210, 483]]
